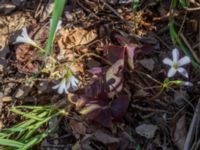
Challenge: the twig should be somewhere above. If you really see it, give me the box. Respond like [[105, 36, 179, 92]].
[[131, 104, 167, 113], [183, 99, 200, 150], [100, 0, 130, 25], [185, 7, 200, 11], [153, 33, 172, 50], [179, 32, 200, 64]]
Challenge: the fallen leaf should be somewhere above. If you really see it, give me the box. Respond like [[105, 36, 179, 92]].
[[70, 120, 86, 138], [58, 27, 97, 49], [94, 130, 119, 145], [104, 45, 125, 63], [139, 58, 155, 71], [173, 115, 187, 150], [92, 108, 113, 128], [40, 0, 54, 21], [111, 95, 129, 120], [136, 123, 158, 139]]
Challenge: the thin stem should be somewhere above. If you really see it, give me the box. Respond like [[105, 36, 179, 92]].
[[70, 52, 112, 67]]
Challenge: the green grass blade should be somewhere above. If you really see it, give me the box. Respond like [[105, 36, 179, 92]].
[[14, 105, 51, 110], [44, 0, 66, 57], [10, 108, 43, 121], [21, 128, 53, 150], [0, 138, 25, 148], [179, 0, 188, 8], [168, 19, 200, 72], [133, 0, 139, 13]]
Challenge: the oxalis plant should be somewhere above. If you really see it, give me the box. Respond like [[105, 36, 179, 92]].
[[0, 0, 68, 149]]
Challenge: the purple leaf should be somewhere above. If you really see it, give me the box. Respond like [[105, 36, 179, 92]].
[[140, 44, 154, 54], [111, 95, 129, 120], [93, 108, 113, 128], [104, 46, 125, 63]]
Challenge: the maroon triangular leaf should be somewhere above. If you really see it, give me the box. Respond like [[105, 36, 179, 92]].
[[111, 95, 129, 120], [104, 46, 125, 63], [93, 107, 113, 128], [140, 44, 154, 54], [110, 31, 129, 45]]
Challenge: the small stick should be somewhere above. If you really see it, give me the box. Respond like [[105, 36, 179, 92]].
[[185, 7, 200, 11], [131, 104, 167, 113], [179, 32, 200, 64]]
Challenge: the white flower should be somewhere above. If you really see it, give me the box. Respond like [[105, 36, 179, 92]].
[[163, 48, 191, 78], [52, 75, 79, 94], [15, 27, 37, 46]]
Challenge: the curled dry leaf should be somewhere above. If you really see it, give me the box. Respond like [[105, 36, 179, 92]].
[[15, 44, 40, 73], [58, 27, 97, 49]]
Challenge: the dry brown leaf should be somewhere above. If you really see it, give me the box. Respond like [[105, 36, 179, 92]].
[[58, 27, 97, 49]]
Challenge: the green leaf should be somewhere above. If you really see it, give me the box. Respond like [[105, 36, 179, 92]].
[[179, 0, 188, 8], [133, 0, 139, 13], [171, 0, 178, 8], [136, 144, 141, 150], [10, 107, 43, 121], [0, 138, 25, 148], [44, 0, 66, 57]]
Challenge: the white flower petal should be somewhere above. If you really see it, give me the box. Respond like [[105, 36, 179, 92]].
[[52, 79, 68, 94], [167, 67, 177, 77], [178, 56, 191, 66], [163, 58, 173, 66], [178, 67, 189, 78], [64, 83, 69, 94], [172, 48, 179, 63], [22, 28, 29, 39], [71, 77, 79, 87], [58, 85, 64, 94], [183, 81, 193, 87], [15, 27, 37, 46], [65, 81, 70, 90], [16, 36, 26, 43]]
